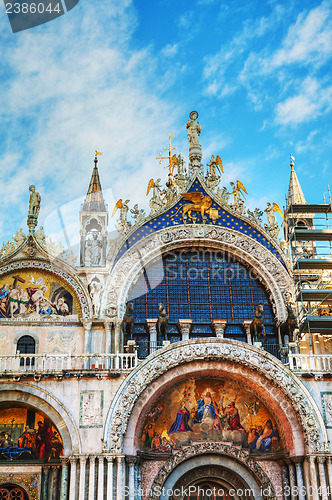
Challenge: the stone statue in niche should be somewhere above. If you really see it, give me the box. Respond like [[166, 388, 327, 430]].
[[86, 231, 102, 266], [89, 281, 103, 318]]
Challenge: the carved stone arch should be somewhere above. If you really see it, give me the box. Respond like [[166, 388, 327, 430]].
[[148, 443, 276, 500], [0, 383, 81, 454], [103, 339, 328, 454], [104, 225, 294, 321], [0, 259, 91, 318]]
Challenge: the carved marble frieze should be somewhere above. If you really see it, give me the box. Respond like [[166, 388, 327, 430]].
[[104, 340, 327, 455], [148, 442, 276, 500], [104, 225, 294, 319]]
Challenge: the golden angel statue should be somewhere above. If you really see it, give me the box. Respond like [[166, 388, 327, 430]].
[[265, 202, 283, 227], [228, 180, 248, 205]]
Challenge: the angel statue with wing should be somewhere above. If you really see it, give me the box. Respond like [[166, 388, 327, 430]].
[[228, 180, 248, 205], [265, 202, 283, 227], [264, 202, 284, 240], [112, 199, 131, 235], [147, 178, 164, 213]]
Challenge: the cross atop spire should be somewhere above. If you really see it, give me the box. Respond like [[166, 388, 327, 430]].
[[287, 154, 306, 206], [82, 153, 107, 212]]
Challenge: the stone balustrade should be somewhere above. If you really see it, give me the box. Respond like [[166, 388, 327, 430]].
[[0, 352, 138, 374], [289, 352, 332, 373]]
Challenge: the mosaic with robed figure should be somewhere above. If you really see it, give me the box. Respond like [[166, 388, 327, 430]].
[[0, 404, 63, 462], [0, 270, 80, 320], [140, 377, 282, 454]]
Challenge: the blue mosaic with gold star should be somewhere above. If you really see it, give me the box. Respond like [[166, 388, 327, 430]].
[[114, 177, 286, 267]]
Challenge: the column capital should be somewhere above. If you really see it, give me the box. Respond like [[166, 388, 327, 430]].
[[104, 455, 115, 463], [60, 457, 70, 465], [79, 455, 88, 462], [146, 318, 157, 330], [211, 320, 227, 338], [177, 319, 193, 331], [103, 319, 114, 330], [177, 319, 193, 341], [317, 456, 326, 465], [291, 456, 305, 464], [242, 320, 251, 333], [82, 319, 93, 330], [125, 455, 138, 465]]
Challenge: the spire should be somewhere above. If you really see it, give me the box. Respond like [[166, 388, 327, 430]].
[[82, 153, 107, 212], [287, 154, 306, 206]]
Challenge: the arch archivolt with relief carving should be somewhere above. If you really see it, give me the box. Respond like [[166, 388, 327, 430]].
[[104, 225, 294, 321], [103, 339, 328, 455]]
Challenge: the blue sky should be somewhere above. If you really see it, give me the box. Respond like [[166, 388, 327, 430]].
[[0, 0, 331, 252]]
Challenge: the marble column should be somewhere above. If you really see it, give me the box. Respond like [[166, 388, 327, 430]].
[[288, 462, 296, 500], [280, 463, 290, 500], [60, 459, 69, 500], [126, 457, 136, 499], [211, 320, 227, 338], [177, 319, 193, 341], [83, 321, 92, 354], [42, 466, 50, 500], [307, 456, 318, 500], [69, 458, 77, 500], [242, 320, 252, 345], [106, 456, 114, 500], [146, 319, 157, 353], [97, 457, 104, 500], [295, 461, 305, 500], [51, 466, 60, 500], [117, 456, 125, 500], [88, 456, 95, 500], [79, 456, 87, 500], [104, 320, 113, 357], [327, 458, 332, 491], [114, 319, 123, 354], [317, 457, 328, 500]]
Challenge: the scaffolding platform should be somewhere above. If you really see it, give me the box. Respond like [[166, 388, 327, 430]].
[[292, 229, 332, 241], [296, 258, 332, 269], [287, 203, 332, 214], [297, 289, 332, 303]]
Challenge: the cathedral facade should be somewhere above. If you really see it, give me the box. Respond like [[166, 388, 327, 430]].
[[0, 113, 331, 500]]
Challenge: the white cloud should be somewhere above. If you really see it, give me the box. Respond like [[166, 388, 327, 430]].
[[271, 2, 332, 69], [161, 43, 179, 58], [276, 77, 332, 125], [0, 0, 182, 242]]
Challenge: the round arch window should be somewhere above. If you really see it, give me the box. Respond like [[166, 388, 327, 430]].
[[0, 485, 29, 500], [16, 336, 35, 367]]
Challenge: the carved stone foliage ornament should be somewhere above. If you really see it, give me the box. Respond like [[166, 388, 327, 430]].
[[105, 340, 326, 455], [148, 443, 276, 500], [104, 224, 293, 320]]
